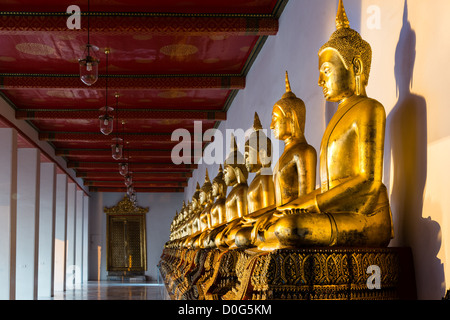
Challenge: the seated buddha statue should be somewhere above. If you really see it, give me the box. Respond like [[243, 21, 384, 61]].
[[234, 112, 276, 248], [245, 112, 275, 213], [172, 201, 186, 247], [183, 183, 203, 248], [238, 72, 317, 251], [169, 210, 178, 242], [193, 169, 215, 249], [214, 135, 249, 249], [274, 0, 394, 247], [203, 165, 228, 248]]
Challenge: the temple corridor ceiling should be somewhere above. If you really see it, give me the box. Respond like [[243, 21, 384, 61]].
[[0, 0, 287, 193]]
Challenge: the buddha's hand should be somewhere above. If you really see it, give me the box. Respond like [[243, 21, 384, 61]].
[[241, 215, 257, 225], [274, 207, 308, 218]]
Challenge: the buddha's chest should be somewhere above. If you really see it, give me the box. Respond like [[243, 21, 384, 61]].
[[320, 112, 359, 185]]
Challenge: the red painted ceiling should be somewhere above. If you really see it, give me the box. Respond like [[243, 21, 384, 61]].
[[0, 0, 286, 193]]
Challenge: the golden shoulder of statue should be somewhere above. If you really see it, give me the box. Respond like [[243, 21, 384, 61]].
[[274, 0, 394, 248]]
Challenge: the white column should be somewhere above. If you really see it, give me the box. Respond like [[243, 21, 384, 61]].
[[37, 162, 56, 298], [82, 195, 89, 283], [16, 148, 40, 300], [65, 182, 76, 289], [0, 128, 18, 300], [54, 174, 67, 292], [74, 190, 83, 286]]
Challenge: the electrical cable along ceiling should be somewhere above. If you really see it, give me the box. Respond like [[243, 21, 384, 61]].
[[0, 0, 287, 193]]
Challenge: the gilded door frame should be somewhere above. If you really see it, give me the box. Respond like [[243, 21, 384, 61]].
[[104, 195, 149, 272]]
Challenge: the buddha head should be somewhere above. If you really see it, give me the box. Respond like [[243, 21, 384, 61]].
[[191, 182, 201, 213], [245, 112, 272, 173], [199, 169, 213, 206], [212, 165, 227, 198], [224, 134, 248, 186], [180, 201, 187, 219], [318, 0, 372, 102], [270, 71, 306, 142]]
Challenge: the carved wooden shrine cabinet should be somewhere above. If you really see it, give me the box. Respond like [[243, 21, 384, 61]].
[[105, 195, 149, 281]]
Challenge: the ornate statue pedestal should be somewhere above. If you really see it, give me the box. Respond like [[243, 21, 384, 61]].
[[158, 247, 416, 300], [223, 247, 416, 300]]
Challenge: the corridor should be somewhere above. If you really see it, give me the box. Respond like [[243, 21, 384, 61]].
[[43, 281, 168, 300]]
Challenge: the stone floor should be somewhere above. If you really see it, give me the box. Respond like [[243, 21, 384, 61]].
[[42, 281, 169, 300]]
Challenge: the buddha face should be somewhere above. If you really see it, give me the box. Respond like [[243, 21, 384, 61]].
[[191, 199, 198, 212], [212, 182, 219, 197], [224, 165, 237, 186], [199, 190, 206, 205], [244, 144, 259, 173], [318, 48, 356, 102], [270, 105, 291, 141]]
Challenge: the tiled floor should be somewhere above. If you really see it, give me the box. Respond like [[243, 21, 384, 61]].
[[44, 281, 168, 300]]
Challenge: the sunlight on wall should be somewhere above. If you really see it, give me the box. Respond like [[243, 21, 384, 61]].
[[97, 246, 101, 281], [54, 238, 65, 291], [361, 0, 449, 299]]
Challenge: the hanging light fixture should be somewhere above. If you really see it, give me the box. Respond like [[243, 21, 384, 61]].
[[118, 122, 129, 176], [119, 162, 129, 176], [124, 148, 133, 187], [111, 137, 123, 160], [127, 185, 134, 197], [124, 173, 133, 187], [78, 0, 100, 86], [111, 94, 123, 160], [99, 48, 113, 135], [130, 190, 137, 204]]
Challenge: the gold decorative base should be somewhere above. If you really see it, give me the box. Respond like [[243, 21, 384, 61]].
[[202, 249, 241, 300], [158, 247, 416, 300]]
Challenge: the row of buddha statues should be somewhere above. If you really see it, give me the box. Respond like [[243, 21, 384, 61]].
[[165, 0, 394, 253]]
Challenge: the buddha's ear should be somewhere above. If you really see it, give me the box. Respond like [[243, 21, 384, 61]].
[[353, 56, 363, 76]]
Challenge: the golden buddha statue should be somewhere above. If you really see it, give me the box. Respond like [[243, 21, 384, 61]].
[[271, 71, 318, 206], [173, 201, 187, 245], [203, 165, 227, 248], [214, 135, 249, 249], [234, 112, 276, 248], [183, 183, 203, 248], [169, 210, 178, 242], [238, 72, 317, 251], [245, 112, 275, 213], [210, 165, 227, 228], [274, 0, 393, 247], [193, 169, 214, 249]]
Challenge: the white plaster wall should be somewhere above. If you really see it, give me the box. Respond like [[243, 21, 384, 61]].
[[360, 0, 449, 299], [88, 191, 184, 281], [183, 0, 449, 299]]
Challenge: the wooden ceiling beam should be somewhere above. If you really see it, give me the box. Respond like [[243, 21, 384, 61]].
[[56, 149, 174, 157], [0, 13, 278, 36], [56, 149, 199, 163], [68, 162, 197, 171], [76, 172, 192, 180], [40, 132, 172, 143], [16, 109, 227, 121], [0, 75, 245, 90], [88, 187, 185, 193], [84, 181, 187, 188]]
